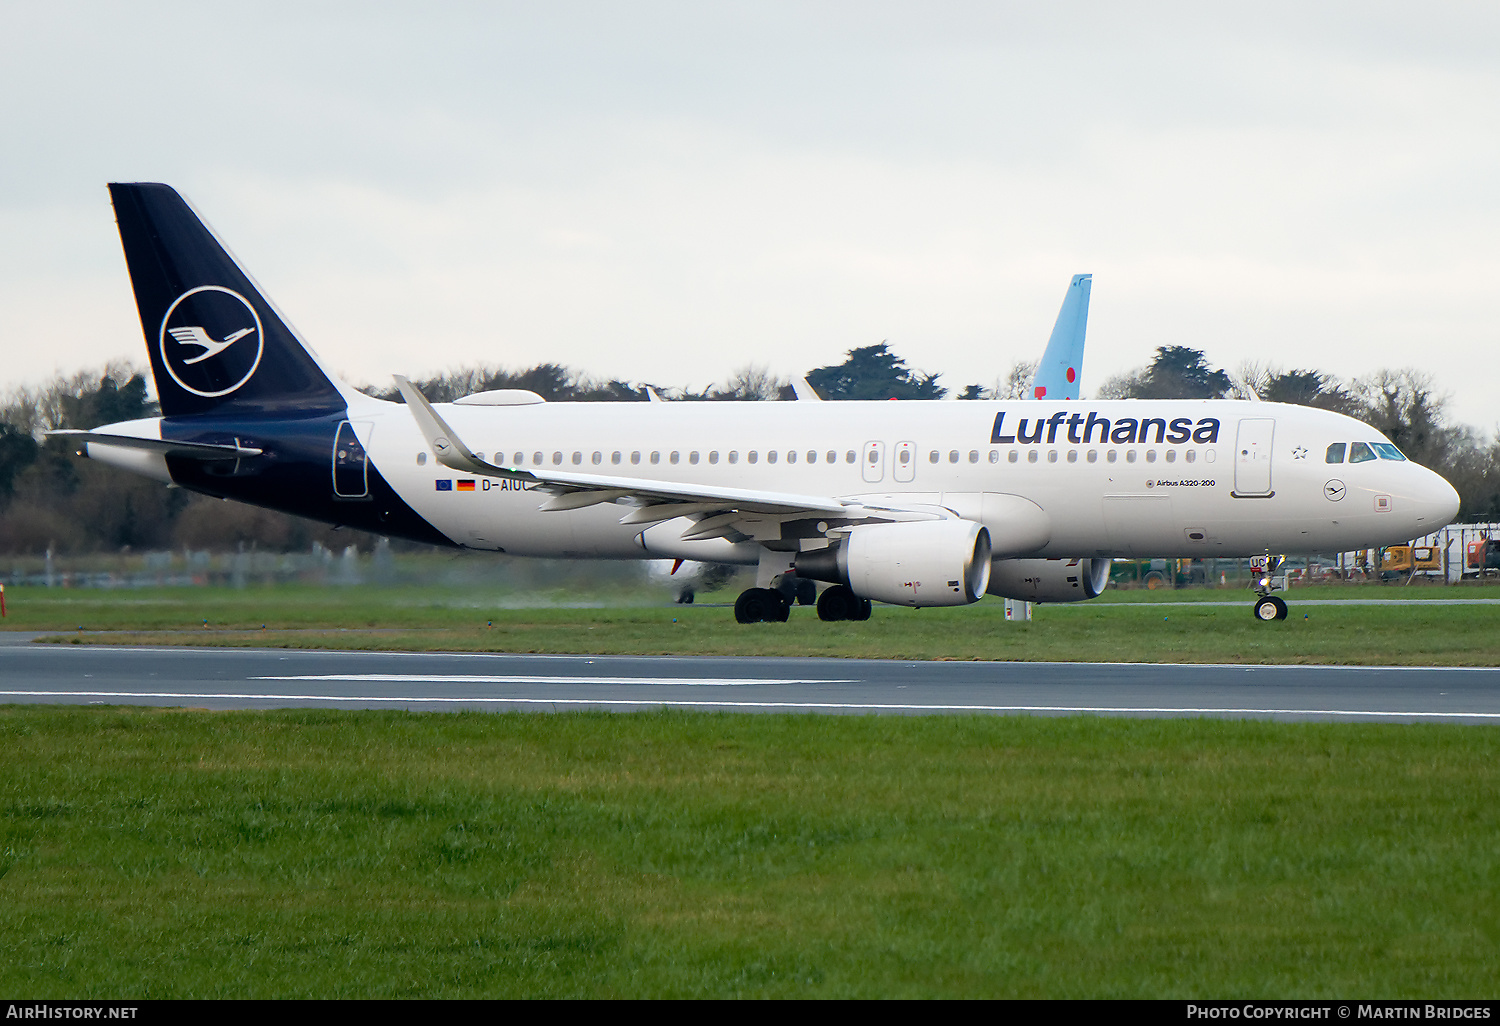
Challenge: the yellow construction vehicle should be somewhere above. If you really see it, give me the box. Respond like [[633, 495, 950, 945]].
[[1379, 544, 1444, 581]]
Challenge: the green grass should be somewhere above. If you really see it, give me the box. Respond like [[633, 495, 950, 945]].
[[4, 582, 1499, 664], [1, 707, 1496, 997]]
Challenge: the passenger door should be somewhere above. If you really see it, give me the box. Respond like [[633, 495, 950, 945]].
[[1233, 418, 1275, 497], [332, 420, 373, 499]]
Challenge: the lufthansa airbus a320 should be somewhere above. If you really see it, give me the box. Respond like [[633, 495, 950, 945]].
[[54, 184, 1460, 624]]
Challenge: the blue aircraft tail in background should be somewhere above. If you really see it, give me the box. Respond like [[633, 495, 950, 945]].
[[1030, 273, 1092, 400]]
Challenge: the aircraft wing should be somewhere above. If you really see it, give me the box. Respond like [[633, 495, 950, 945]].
[[395, 376, 906, 528], [46, 429, 263, 460]]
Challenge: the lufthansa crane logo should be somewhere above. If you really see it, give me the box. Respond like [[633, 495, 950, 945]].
[[158, 286, 264, 398]]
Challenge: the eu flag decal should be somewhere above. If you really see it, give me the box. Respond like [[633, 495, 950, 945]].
[[457, 480, 476, 492], [435, 480, 453, 491]]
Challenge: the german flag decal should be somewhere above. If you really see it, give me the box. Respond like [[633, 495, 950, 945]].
[[457, 480, 477, 492]]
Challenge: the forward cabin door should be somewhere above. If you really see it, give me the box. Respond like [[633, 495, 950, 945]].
[[1233, 418, 1275, 497]]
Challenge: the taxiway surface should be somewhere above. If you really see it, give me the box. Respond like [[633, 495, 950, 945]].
[[1, 640, 1498, 722]]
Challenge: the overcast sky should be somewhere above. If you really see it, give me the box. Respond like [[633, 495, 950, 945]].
[[3, 2, 1498, 428]]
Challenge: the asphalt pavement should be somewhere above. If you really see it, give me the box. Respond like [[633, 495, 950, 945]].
[[1, 640, 1497, 722]]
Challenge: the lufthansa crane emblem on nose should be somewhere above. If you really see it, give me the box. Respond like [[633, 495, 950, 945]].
[[159, 286, 264, 398], [1324, 479, 1346, 501]]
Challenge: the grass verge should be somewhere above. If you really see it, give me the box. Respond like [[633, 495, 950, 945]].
[[1, 707, 1496, 997], [4, 582, 1499, 664]]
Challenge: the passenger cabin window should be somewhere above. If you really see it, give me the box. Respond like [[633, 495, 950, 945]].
[[1067, 450, 1078, 463], [669, 451, 680, 465], [948, 450, 959, 464], [787, 451, 796, 464], [767, 451, 777, 464], [845, 451, 856, 463], [1008, 451, 1018, 464], [1145, 450, 1157, 463], [929, 451, 940, 464], [1107, 450, 1117, 463], [1086, 450, 1097, 463], [749, 451, 758, 464], [1047, 451, 1058, 463], [1326, 443, 1346, 464], [650, 451, 661, 464], [1185, 450, 1196, 464], [1349, 442, 1376, 463], [808, 451, 818, 464], [1027, 451, 1039, 464], [631, 451, 641, 465], [592, 452, 602, 465], [689, 452, 699, 465], [826, 451, 837, 464], [709, 451, 719, 464], [416, 452, 427, 466], [534, 452, 544, 465], [552, 452, 563, 465], [729, 451, 739, 464], [611, 451, 622, 465], [969, 450, 979, 463], [513, 452, 523, 465], [989, 450, 999, 464], [572, 452, 582, 465]]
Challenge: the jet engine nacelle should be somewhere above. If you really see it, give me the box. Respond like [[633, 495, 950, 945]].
[[795, 519, 992, 607], [987, 557, 1112, 603]]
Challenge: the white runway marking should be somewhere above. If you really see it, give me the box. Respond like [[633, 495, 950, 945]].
[[252, 674, 856, 686], [1, 690, 1498, 719]]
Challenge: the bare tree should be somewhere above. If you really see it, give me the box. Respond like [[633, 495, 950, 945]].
[[1228, 360, 1275, 401], [712, 364, 788, 401], [1094, 368, 1149, 400], [992, 360, 1038, 400], [1351, 369, 1454, 467]]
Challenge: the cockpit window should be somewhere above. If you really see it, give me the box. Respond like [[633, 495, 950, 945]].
[[1372, 442, 1407, 461], [1325, 443, 1346, 464], [1348, 442, 1376, 463]]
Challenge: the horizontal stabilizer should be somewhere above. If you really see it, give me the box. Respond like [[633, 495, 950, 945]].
[[46, 430, 262, 460]]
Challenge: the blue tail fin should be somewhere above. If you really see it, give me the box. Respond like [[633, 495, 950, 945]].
[[108, 183, 347, 419], [1030, 273, 1092, 400]]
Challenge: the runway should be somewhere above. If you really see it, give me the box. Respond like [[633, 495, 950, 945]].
[[1, 637, 1498, 722]]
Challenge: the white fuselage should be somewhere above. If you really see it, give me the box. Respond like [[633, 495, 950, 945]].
[[324, 395, 1458, 561]]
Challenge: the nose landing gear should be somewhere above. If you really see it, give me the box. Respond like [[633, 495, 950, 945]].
[[1250, 554, 1289, 621], [1254, 594, 1288, 621]]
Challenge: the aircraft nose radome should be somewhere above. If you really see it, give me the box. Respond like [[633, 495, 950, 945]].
[[1421, 470, 1461, 529]]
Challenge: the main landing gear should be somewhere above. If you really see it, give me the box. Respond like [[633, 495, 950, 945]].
[[733, 579, 864, 624], [816, 584, 871, 622], [1250, 554, 1289, 621], [734, 587, 790, 624]]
